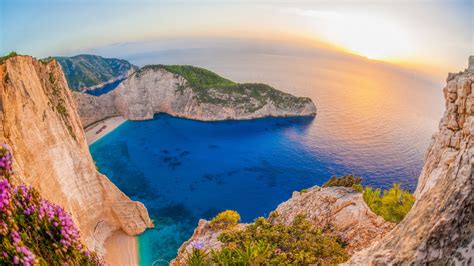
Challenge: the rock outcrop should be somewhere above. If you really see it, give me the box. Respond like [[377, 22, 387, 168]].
[[272, 186, 395, 254], [171, 186, 394, 265], [346, 58, 474, 265], [74, 66, 316, 127], [55, 54, 138, 91], [0, 56, 153, 255]]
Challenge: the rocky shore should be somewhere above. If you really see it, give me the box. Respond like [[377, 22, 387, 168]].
[[172, 57, 474, 265], [74, 66, 316, 127], [0, 56, 153, 263]]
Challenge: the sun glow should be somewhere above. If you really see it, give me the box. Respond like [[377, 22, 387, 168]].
[[323, 14, 415, 61], [285, 8, 416, 61]]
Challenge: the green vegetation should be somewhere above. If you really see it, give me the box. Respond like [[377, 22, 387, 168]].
[[323, 174, 362, 188], [186, 214, 349, 265], [136, 65, 236, 89], [209, 210, 241, 230], [0, 146, 103, 265], [0, 52, 18, 64], [39, 57, 55, 64], [137, 65, 313, 112], [320, 175, 414, 223], [363, 184, 415, 223], [55, 54, 137, 90]]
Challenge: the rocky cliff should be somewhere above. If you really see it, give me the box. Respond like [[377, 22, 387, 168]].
[[74, 65, 316, 127], [0, 56, 153, 255], [173, 58, 474, 265], [345, 58, 474, 265], [171, 186, 394, 265], [55, 54, 138, 91]]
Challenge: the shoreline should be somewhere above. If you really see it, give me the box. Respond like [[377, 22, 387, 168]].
[[104, 230, 139, 266], [85, 116, 127, 145]]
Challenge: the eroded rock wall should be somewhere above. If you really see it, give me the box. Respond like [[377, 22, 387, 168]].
[[74, 68, 317, 127], [0, 56, 153, 255], [346, 59, 474, 265]]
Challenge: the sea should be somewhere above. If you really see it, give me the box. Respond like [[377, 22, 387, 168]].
[[89, 48, 444, 265]]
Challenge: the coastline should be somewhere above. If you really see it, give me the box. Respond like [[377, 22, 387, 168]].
[[104, 230, 139, 266], [85, 116, 127, 145]]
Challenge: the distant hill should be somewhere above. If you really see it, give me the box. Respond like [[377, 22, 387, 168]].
[[55, 54, 138, 91]]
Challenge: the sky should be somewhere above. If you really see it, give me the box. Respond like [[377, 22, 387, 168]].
[[1, 0, 472, 74]]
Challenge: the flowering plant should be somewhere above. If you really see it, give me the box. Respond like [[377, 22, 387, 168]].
[[0, 145, 103, 265]]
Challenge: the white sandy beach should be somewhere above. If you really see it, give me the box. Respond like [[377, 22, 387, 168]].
[[104, 230, 139, 266], [85, 116, 127, 145]]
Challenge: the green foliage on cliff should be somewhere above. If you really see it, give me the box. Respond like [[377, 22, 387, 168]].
[[363, 184, 415, 223], [209, 210, 240, 230], [55, 54, 137, 91], [0, 52, 18, 64], [137, 64, 313, 113], [138, 65, 236, 89], [186, 214, 349, 265], [323, 174, 362, 188], [0, 146, 103, 265]]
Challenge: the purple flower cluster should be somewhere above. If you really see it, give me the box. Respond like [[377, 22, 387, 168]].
[[0, 145, 103, 265], [0, 178, 11, 212], [38, 198, 81, 250], [191, 240, 205, 250], [9, 231, 35, 266], [0, 144, 13, 173]]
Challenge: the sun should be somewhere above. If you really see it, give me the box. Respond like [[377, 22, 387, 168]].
[[311, 12, 415, 61]]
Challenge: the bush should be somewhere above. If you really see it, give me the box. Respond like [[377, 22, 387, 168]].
[[209, 210, 241, 230], [0, 52, 18, 64], [363, 184, 415, 223], [322, 174, 362, 188], [0, 145, 103, 265], [187, 215, 349, 265]]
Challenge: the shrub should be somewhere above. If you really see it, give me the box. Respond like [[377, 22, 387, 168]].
[[363, 183, 415, 223], [209, 210, 241, 230], [0, 52, 18, 64], [185, 215, 349, 265], [322, 174, 362, 188], [213, 215, 349, 265], [0, 145, 103, 265]]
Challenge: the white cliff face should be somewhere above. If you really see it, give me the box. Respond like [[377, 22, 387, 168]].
[[74, 68, 316, 127], [272, 186, 395, 254], [346, 59, 474, 265], [0, 56, 153, 255]]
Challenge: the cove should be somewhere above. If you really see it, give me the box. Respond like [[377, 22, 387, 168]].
[[90, 113, 419, 265]]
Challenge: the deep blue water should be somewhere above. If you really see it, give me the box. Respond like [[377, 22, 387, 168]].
[[85, 78, 124, 96], [90, 113, 420, 265], [89, 50, 443, 265]]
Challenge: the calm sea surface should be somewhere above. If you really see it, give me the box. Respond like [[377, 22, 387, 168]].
[[89, 51, 444, 265]]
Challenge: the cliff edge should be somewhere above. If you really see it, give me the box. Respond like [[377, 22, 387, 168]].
[[74, 65, 316, 127], [0, 56, 153, 255], [345, 58, 474, 264], [171, 186, 394, 265]]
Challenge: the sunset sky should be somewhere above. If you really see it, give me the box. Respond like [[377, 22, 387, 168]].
[[1, 0, 472, 74]]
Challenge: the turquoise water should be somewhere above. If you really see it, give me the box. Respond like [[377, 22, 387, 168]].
[[89, 50, 443, 265], [91, 113, 421, 265]]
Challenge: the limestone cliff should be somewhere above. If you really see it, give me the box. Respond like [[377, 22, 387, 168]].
[[171, 186, 394, 265], [74, 66, 316, 127], [345, 58, 474, 264], [0, 56, 153, 255]]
